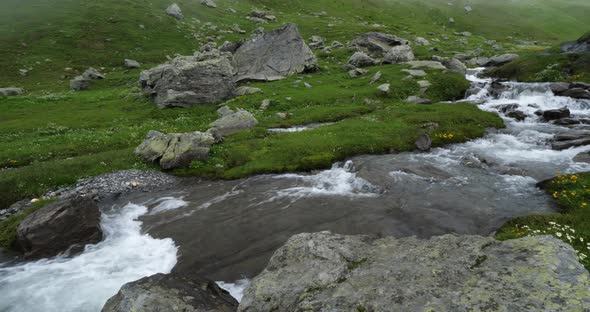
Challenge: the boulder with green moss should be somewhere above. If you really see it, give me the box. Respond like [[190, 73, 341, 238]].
[[135, 130, 215, 169], [239, 232, 590, 311]]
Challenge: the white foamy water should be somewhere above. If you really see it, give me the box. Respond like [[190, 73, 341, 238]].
[[268, 122, 336, 133], [148, 196, 189, 215], [273, 160, 380, 199], [459, 68, 590, 176], [216, 278, 251, 302], [0, 203, 178, 312]]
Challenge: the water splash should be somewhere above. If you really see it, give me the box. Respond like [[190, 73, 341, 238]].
[[216, 278, 251, 302], [272, 161, 380, 199], [0, 204, 178, 312]]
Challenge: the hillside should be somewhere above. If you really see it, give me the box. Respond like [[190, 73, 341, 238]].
[[0, 0, 588, 206], [3, 1, 590, 311], [1, 0, 589, 89]]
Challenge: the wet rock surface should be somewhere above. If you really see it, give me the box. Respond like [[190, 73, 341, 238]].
[[239, 232, 590, 311], [102, 273, 237, 312], [17, 196, 102, 259]]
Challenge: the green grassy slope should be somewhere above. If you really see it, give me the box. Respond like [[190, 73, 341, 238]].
[[2, 0, 589, 89], [0, 0, 588, 209]]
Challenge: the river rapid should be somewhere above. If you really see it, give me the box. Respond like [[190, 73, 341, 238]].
[[2, 69, 590, 311]]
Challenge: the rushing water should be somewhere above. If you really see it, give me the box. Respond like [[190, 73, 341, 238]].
[[0, 203, 178, 312], [2, 69, 590, 310]]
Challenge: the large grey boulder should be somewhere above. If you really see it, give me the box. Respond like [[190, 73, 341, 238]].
[[166, 3, 183, 19], [139, 50, 235, 108], [233, 24, 318, 82], [350, 32, 408, 58], [17, 196, 102, 259], [102, 273, 237, 312], [135, 130, 215, 169], [0, 87, 24, 96], [485, 53, 519, 67], [209, 107, 258, 137], [239, 232, 590, 311], [382, 45, 414, 64]]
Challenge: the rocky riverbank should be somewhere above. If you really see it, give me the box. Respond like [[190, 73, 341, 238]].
[[1, 169, 179, 221], [239, 232, 590, 311], [99, 232, 590, 311]]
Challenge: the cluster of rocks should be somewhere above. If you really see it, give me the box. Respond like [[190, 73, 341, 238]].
[[135, 106, 257, 169], [100, 231, 590, 311], [341, 31, 488, 104], [70, 68, 105, 91], [345, 32, 412, 69], [0, 87, 24, 96], [551, 82, 590, 100], [139, 23, 316, 108], [246, 9, 276, 24], [133, 23, 316, 169], [306, 36, 344, 54]]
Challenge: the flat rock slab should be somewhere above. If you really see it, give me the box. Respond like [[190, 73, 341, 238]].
[[406, 60, 446, 70], [239, 232, 590, 311]]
